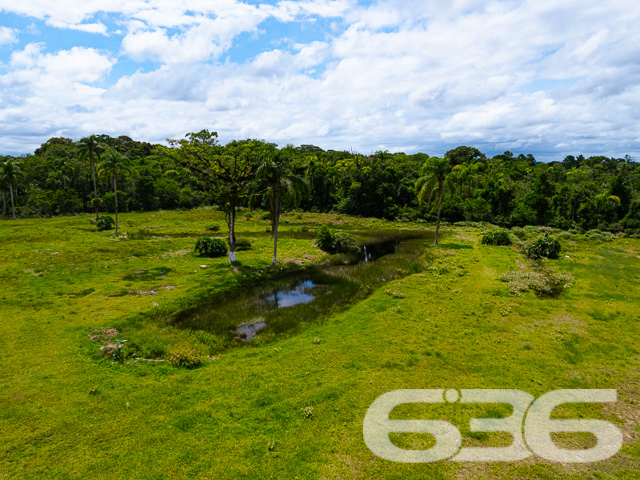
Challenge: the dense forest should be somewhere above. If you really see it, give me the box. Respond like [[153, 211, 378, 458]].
[[1, 131, 639, 233]]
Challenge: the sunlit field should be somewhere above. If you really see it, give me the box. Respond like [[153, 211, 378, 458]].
[[1, 209, 639, 479]]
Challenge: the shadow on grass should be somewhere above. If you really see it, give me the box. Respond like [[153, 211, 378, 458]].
[[437, 242, 473, 250]]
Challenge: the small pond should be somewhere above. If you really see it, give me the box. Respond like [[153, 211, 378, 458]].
[[169, 231, 434, 342], [265, 279, 317, 308]]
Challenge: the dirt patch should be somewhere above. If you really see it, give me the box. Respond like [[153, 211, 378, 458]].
[[87, 327, 119, 342]]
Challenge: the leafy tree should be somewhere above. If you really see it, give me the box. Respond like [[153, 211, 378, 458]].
[[254, 145, 309, 266], [444, 146, 486, 166], [98, 149, 130, 236], [415, 157, 453, 245], [1, 158, 21, 219], [166, 130, 259, 263], [78, 135, 105, 220]]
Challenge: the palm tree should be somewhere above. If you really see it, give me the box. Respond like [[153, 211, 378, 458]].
[[1, 159, 20, 220], [98, 149, 130, 237], [78, 135, 105, 220], [415, 157, 453, 246], [0, 165, 7, 218], [255, 146, 309, 266]]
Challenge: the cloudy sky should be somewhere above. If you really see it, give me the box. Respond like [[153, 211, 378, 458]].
[[1, 0, 639, 161]]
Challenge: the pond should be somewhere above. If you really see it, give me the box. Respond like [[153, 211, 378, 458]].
[[265, 279, 317, 308], [168, 230, 434, 342]]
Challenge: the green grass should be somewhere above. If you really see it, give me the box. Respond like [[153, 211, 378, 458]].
[[1, 209, 639, 479]]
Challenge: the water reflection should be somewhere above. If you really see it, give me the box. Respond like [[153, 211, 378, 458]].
[[265, 280, 317, 308]]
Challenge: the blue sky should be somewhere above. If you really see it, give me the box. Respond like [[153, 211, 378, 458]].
[[1, 0, 639, 162]]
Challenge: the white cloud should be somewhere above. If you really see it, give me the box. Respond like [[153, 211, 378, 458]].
[[0, 26, 18, 45], [1, 0, 640, 160]]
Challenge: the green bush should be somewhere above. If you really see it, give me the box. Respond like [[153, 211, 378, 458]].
[[194, 237, 227, 257], [316, 225, 335, 252], [524, 237, 561, 259], [206, 224, 220, 232], [481, 231, 512, 246], [316, 226, 359, 254], [168, 347, 203, 368], [234, 239, 252, 251], [557, 231, 574, 240], [333, 232, 359, 254], [585, 229, 614, 241], [96, 216, 115, 231]]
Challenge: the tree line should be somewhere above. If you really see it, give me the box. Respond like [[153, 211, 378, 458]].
[[2, 132, 640, 239]]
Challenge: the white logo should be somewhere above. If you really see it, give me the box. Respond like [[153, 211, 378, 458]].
[[363, 389, 622, 463]]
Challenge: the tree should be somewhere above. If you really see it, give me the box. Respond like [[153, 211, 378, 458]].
[[166, 130, 259, 263], [254, 145, 309, 266], [1, 158, 21, 219], [78, 135, 105, 220], [415, 157, 453, 245], [98, 149, 130, 236], [444, 146, 486, 166]]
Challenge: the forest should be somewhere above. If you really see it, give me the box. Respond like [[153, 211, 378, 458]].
[[2, 131, 639, 233]]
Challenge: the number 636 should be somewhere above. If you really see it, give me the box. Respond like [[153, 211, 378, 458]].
[[363, 389, 623, 463]]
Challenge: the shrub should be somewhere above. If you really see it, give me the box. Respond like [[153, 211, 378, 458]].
[[316, 226, 359, 255], [585, 229, 614, 241], [510, 226, 526, 239], [206, 224, 220, 232], [168, 347, 203, 368], [481, 231, 512, 246], [333, 232, 359, 254], [96, 215, 115, 231], [194, 237, 227, 257], [316, 225, 335, 252], [502, 268, 574, 297], [234, 239, 252, 251], [524, 237, 561, 259]]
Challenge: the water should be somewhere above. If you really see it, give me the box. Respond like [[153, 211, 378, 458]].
[[265, 280, 317, 308], [170, 231, 433, 342], [361, 240, 399, 262], [235, 320, 267, 341]]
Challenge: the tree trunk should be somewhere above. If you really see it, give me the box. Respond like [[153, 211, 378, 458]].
[[434, 187, 445, 246], [228, 205, 236, 263], [272, 187, 280, 266], [9, 183, 16, 220], [113, 174, 119, 237], [272, 209, 279, 266], [91, 152, 99, 220]]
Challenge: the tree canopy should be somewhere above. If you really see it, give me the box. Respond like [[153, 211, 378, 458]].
[[3, 136, 640, 235]]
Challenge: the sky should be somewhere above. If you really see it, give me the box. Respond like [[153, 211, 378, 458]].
[[1, 0, 639, 161]]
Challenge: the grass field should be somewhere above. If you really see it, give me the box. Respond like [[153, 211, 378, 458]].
[[1, 209, 639, 479]]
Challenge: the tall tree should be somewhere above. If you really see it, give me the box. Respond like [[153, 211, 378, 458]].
[[98, 149, 130, 236], [254, 145, 309, 266], [78, 135, 105, 220], [1, 158, 20, 220], [166, 130, 259, 263], [415, 157, 453, 245]]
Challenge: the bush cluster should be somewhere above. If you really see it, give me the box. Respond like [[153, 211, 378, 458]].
[[315, 226, 359, 254], [502, 268, 574, 297], [481, 231, 512, 246], [96, 215, 115, 231], [524, 237, 561, 259], [194, 237, 227, 257], [168, 347, 203, 368]]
